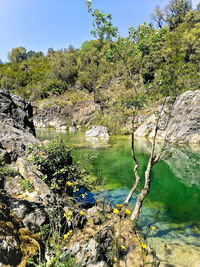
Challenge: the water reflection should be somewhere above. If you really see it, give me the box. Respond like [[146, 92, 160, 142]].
[[85, 136, 109, 147], [36, 129, 200, 265]]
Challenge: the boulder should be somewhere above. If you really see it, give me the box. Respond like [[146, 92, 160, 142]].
[[135, 90, 200, 144], [86, 126, 109, 138]]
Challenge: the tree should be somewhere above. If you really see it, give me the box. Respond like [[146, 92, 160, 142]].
[[8, 47, 27, 63], [165, 0, 192, 30], [87, 1, 178, 222], [50, 49, 78, 85], [152, 5, 165, 29]]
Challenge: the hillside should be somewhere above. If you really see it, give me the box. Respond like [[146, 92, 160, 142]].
[[0, 2, 199, 137]]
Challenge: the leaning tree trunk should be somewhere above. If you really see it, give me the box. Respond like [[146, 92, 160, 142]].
[[128, 97, 167, 222], [130, 157, 153, 221], [124, 112, 141, 205]]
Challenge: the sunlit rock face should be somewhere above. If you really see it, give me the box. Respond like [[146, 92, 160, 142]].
[[0, 90, 39, 162], [33, 100, 100, 130], [135, 90, 200, 144], [86, 126, 109, 137]]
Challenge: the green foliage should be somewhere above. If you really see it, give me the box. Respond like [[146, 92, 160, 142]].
[[29, 138, 91, 196], [0, 0, 199, 104], [165, 0, 192, 30], [50, 49, 78, 85], [43, 79, 68, 96], [20, 179, 35, 192], [0, 164, 19, 180], [27, 254, 76, 267], [91, 9, 118, 41], [9, 47, 27, 63]]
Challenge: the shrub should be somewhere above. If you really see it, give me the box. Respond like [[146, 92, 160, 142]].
[[29, 138, 91, 196]]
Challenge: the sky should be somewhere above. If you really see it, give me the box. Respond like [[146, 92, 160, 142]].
[[0, 0, 199, 62]]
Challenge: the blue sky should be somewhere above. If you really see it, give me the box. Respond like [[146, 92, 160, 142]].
[[0, 0, 199, 62]]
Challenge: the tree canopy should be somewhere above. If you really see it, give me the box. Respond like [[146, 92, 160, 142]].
[[0, 0, 199, 104]]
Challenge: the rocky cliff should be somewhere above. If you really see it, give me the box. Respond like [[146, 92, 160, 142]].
[[33, 90, 200, 144], [0, 90, 39, 162], [33, 100, 100, 130], [135, 90, 200, 144]]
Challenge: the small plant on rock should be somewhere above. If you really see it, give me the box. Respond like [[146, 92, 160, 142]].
[[20, 179, 35, 192]]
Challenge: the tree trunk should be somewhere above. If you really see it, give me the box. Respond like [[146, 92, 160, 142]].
[[124, 163, 140, 205], [131, 161, 152, 221], [124, 113, 141, 205]]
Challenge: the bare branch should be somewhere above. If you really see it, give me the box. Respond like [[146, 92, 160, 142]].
[[130, 97, 168, 221], [124, 111, 141, 205], [111, 40, 138, 95]]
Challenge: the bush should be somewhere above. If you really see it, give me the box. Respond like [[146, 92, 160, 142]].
[[29, 138, 91, 196], [44, 79, 68, 95]]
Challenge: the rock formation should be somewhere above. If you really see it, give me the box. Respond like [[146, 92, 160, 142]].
[[86, 126, 109, 137], [0, 90, 39, 162], [33, 100, 100, 130], [135, 90, 200, 144]]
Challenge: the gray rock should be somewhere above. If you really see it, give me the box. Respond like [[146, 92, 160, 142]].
[[33, 100, 101, 129], [72, 101, 100, 126], [0, 90, 39, 161], [0, 190, 48, 233], [61, 240, 106, 267], [76, 238, 98, 266], [0, 203, 23, 266], [33, 102, 71, 129], [0, 90, 35, 135], [135, 90, 200, 144], [16, 157, 50, 196], [4, 176, 24, 197], [86, 126, 109, 137], [87, 261, 106, 267], [68, 242, 80, 256]]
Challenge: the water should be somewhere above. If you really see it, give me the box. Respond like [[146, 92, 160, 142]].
[[36, 129, 200, 266]]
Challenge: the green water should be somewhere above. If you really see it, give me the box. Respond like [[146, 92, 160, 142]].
[[36, 129, 200, 266]]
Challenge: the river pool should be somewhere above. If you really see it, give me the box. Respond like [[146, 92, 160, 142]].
[[36, 129, 200, 267]]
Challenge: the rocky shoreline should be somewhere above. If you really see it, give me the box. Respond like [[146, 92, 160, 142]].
[[33, 90, 200, 144], [1, 88, 199, 266], [0, 90, 157, 266]]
